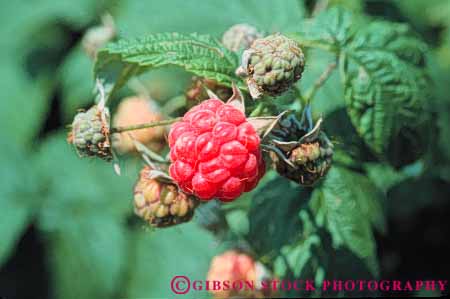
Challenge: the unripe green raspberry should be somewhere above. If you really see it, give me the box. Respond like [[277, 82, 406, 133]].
[[236, 34, 305, 99], [221, 23, 263, 52], [271, 134, 333, 186], [268, 114, 333, 186], [68, 105, 112, 161], [134, 166, 198, 228], [291, 142, 322, 165]]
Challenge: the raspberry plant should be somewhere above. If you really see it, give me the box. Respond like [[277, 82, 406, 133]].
[[66, 4, 433, 295], [2, 1, 450, 299], [69, 5, 431, 297]]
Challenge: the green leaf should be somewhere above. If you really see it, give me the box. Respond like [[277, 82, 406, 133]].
[[247, 176, 311, 257], [225, 209, 249, 236], [364, 163, 409, 193], [115, 0, 305, 38], [0, 0, 106, 48], [277, 235, 320, 277], [33, 133, 138, 298], [273, 206, 377, 297], [394, 0, 450, 29], [294, 8, 429, 154], [47, 215, 127, 299], [34, 133, 136, 228], [328, 0, 364, 13], [123, 224, 219, 299], [310, 166, 385, 275], [363, 161, 424, 193], [343, 20, 429, 154], [291, 7, 356, 51], [94, 32, 240, 99], [299, 49, 345, 116], [0, 142, 38, 266], [323, 108, 375, 164], [428, 54, 450, 165], [226, 0, 306, 33], [0, 59, 52, 147], [274, 209, 321, 279], [273, 233, 323, 297], [59, 46, 94, 121]]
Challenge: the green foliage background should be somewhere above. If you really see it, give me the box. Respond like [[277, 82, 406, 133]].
[[0, 0, 449, 298]]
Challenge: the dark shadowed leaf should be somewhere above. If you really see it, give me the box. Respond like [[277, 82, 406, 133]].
[[247, 176, 311, 257], [310, 166, 385, 275], [0, 142, 39, 266], [123, 224, 219, 299]]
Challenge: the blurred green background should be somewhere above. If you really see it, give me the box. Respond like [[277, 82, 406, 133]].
[[1, 0, 449, 298]]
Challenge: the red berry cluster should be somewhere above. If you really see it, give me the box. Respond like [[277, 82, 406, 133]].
[[168, 99, 265, 202]]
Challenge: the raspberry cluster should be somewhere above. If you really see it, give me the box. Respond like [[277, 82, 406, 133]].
[[168, 99, 265, 202]]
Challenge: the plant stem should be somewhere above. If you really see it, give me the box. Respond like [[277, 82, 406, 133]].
[[250, 102, 265, 117], [286, 34, 337, 53], [304, 61, 337, 105], [111, 118, 181, 133], [293, 85, 308, 108]]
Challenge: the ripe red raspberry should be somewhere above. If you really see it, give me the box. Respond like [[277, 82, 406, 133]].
[[168, 99, 265, 202]]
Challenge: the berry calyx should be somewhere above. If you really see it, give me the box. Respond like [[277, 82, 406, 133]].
[[168, 99, 265, 202], [134, 166, 198, 228], [185, 77, 232, 108]]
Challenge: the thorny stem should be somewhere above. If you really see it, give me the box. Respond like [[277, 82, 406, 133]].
[[304, 61, 337, 105], [111, 118, 181, 133]]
